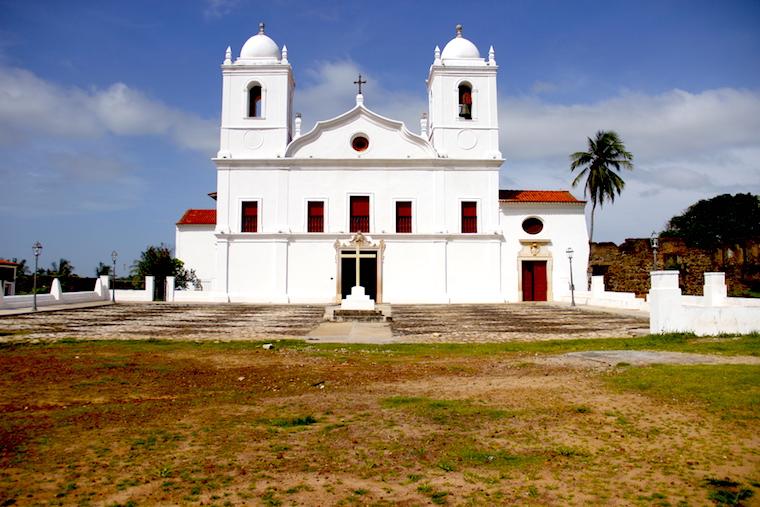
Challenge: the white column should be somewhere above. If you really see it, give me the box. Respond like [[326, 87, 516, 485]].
[[145, 276, 155, 301], [590, 275, 605, 296], [51, 278, 63, 301], [648, 271, 683, 333], [165, 276, 175, 302], [703, 272, 727, 307]]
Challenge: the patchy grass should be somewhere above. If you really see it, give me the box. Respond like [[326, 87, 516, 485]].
[[605, 364, 760, 421], [0, 340, 758, 505], [3, 331, 757, 356]]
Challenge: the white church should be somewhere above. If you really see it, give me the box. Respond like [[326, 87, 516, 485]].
[[175, 24, 589, 304]]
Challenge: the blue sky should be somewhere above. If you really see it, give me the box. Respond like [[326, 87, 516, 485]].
[[1, 0, 759, 275]]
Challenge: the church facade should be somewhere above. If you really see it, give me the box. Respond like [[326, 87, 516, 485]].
[[175, 24, 589, 304]]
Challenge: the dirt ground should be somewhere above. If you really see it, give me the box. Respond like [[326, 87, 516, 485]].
[[0, 341, 758, 506], [0, 302, 649, 343]]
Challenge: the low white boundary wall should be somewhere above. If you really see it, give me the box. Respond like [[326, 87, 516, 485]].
[[556, 276, 648, 312], [0, 277, 110, 309], [649, 271, 760, 336]]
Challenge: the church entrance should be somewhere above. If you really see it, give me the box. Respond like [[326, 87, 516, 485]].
[[521, 261, 547, 301], [335, 232, 385, 303], [340, 251, 377, 300]]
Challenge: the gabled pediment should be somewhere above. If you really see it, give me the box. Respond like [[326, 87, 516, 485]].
[[285, 105, 438, 159]]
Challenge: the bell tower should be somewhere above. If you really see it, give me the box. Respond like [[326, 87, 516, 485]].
[[426, 25, 501, 160], [217, 23, 294, 159]]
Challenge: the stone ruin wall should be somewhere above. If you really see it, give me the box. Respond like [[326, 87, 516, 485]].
[[591, 238, 759, 297]]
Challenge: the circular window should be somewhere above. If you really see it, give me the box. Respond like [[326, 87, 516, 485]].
[[522, 217, 544, 235], [351, 135, 369, 152]]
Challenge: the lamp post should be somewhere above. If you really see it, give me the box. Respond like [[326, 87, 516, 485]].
[[566, 247, 576, 307], [111, 251, 118, 303], [32, 241, 42, 311], [649, 232, 659, 271]]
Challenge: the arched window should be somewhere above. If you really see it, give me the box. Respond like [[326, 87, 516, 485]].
[[248, 84, 262, 118], [458, 83, 472, 120]]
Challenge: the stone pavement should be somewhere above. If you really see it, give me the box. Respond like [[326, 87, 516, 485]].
[[306, 321, 395, 344], [0, 302, 649, 343]]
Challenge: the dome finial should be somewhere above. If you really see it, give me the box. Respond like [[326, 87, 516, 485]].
[[455, 24, 463, 38], [259, 22, 265, 34]]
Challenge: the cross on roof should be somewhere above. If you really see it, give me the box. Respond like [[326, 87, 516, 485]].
[[353, 74, 367, 95]]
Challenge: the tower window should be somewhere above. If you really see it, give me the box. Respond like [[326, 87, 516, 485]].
[[241, 201, 258, 232], [307, 201, 324, 233], [458, 83, 472, 120], [461, 201, 477, 233], [248, 85, 262, 118], [396, 201, 412, 233]]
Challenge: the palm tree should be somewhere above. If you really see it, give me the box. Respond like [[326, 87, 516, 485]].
[[570, 130, 633, 287]]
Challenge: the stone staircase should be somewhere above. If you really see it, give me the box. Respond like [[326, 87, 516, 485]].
[[324, 304, 392, 322]]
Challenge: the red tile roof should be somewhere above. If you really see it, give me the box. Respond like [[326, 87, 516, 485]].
[[177, 209, 216, 225], [0, 259, 19, 266], [499, 189, 584, 203]]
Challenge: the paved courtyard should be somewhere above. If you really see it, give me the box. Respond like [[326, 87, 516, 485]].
[[0, 302, 649, 342]]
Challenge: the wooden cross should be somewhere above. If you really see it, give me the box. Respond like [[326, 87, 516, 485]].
[[353, 74, 367, 95], [340, 249, 376, 287]]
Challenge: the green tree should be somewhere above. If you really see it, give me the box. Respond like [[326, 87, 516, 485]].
[[49, 258, 75, 277], [132, 244, 198, 290], [663, 193, 760, 250], [570, 130, 634, 286], [95, 262, 111, 276]]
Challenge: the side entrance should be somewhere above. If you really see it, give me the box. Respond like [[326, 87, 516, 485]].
[[521, 260, 547, 301]]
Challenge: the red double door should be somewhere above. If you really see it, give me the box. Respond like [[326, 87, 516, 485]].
[[522, 261, 547, 301]]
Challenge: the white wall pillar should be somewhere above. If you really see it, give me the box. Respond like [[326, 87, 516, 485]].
[[703, 272, 727, 307], [145, 276, 155, 301], [51, 278, 63, 301], [648, 271, 683, 333], [165, 276, 175, 302], [591, 275, 605, 296], [0, 288, 4, 307]]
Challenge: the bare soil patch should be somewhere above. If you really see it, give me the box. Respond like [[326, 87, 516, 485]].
[[0, 342, 757, 506]]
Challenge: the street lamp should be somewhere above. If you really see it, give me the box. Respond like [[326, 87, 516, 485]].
[[566, 247, 576, 307], [111, 251, 118, 303], [649, 231, 659, 271], [32, 241, 42, 311]]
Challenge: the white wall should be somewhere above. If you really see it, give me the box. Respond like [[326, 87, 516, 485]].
[[649, 271, 760, 336], [500, 202, 589, 302], [175, 225, 216, 289]]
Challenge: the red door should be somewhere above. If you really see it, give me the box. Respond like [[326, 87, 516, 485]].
[[522, 261, 547, 301]]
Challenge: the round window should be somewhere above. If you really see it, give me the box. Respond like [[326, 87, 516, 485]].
[[351, 135, 369, 152], [522, 217, 544, 235]]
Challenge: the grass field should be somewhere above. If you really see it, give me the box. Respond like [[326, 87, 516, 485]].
[[0, 335, 758, 505]]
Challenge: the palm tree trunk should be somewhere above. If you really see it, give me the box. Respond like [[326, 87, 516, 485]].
[[587, 202, 596, 290]]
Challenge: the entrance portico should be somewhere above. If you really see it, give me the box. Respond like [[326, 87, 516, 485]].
[[335, 233, 385, 304]]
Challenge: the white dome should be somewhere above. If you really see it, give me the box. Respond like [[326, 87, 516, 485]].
[[239, 23, 280, 62], [440, 24, 482, 63]]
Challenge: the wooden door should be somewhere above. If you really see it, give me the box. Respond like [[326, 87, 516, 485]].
[[522, 261, 547, 301]]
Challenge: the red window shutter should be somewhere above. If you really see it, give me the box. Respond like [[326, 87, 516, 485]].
[[461, 201, 477, 233], [308, 201, 324, 217], [351, 196, 369, 216], [307, 201, 324, 233], [242, 201, 258, 232], [350, 196, 370, 233], [396, 201, 412, 233]]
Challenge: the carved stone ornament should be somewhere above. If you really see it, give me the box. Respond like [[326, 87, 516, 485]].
[[530, 243, 540, 256], [341, 232, 375, 249]]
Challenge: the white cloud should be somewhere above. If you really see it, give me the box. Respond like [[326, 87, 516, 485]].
[[500, 88, 760, 242], [0, 66, 217, 154], [0, 154, 145, 215], [203, 0, 240, 18]]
